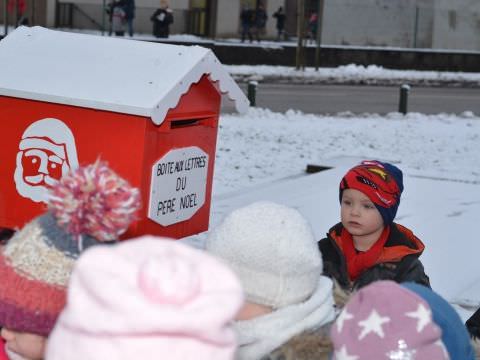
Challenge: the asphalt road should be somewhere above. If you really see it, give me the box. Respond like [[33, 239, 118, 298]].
[[241, 83, 480, 115]]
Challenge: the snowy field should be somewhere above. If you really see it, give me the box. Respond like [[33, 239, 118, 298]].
[[195, 107, 480, 321], [213, 108, 479, 196]]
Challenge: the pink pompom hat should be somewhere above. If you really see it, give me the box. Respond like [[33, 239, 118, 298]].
[[46, 236, 244, 360]]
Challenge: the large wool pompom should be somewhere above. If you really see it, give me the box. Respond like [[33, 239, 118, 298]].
[[48, 161, 141, 242]]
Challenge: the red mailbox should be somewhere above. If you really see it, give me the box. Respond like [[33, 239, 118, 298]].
[[0, 26, 248, 239]]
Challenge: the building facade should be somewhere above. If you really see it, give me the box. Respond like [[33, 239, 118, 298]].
[[2, 0, 480, 50]]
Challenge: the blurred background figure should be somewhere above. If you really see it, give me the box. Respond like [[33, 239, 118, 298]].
[[111, 0, 126, 36], [7, 0, 28, 26], [123, 0, 135, 36], [240, 4, 253, 43], [150, 0, 174, 38], [273, 6, 286, 41], [105, 1, 114, 35], [307, 11, 318, 44], [253, 3, 267, 42]]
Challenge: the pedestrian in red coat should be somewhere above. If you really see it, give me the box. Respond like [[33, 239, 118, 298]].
[[7, 0, 27, 26]]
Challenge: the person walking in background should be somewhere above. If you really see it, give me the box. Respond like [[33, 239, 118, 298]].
[[307, 11, 318, 43], [123, 0, 135, 36], [7, 0, 28, 26], [111, 0, 126, 36], [240, 5, 254, 43], [106, 1, 114, 35], [206, 201, 335, 360], [273, 6, 286, 41], [150, 0, 174, 38], [253, 3, 267, 42], [46, 236, 244, 360]]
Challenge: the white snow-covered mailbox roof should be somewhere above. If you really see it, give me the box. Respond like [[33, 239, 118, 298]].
[[0, 26, 249, 125]]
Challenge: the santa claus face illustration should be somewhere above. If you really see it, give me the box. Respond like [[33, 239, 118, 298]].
[[14, 118, 79, 203]]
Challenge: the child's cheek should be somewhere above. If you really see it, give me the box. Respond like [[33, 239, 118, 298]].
[[6, 333, 46, 360]]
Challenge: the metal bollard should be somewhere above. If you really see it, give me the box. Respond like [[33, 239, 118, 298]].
[[398, 84, 410, 115], [247, 81, 258, 107]]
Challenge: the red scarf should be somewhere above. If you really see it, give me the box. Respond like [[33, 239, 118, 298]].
[[0, 339, 8, 360], [341, 226, 390, 281]]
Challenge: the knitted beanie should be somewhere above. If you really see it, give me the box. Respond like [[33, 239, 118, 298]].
[[402, 282, 475, 360], [205, 201, 322, 309], [340, 160, 404, 225], [0, 161, 140, 336], [331, 280, 448, 360], [46, 236, 244, 360]]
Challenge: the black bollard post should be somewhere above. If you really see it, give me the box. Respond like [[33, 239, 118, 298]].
[[247, 81, 257, 107], [398, 84, 410, 115]]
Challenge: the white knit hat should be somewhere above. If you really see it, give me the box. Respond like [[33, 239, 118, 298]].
[[206, 201, 322, 308]]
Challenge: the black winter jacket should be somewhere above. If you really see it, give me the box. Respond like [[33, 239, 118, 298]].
[[467, 308, 480, 339], [319, 222, 430, 293], [150, 8, 173, 38]]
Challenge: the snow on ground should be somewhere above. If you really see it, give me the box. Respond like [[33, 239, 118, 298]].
[[226, 64, 480, 86], [192, 107, 480, 319], [213, 108, 479, 196]]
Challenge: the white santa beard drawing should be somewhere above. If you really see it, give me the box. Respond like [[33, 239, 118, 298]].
[[14, 118, 80, 203], [14, 152, 54, 203]]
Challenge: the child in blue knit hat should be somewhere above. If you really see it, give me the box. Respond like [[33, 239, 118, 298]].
[[403, 282, 476, 360], [318, 160, 430, 307]]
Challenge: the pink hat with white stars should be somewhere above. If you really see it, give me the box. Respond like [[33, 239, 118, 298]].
[[331, 280, 449, 360]]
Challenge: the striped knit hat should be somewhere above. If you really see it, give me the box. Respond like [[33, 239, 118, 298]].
[[0, 161, 140, 336]]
